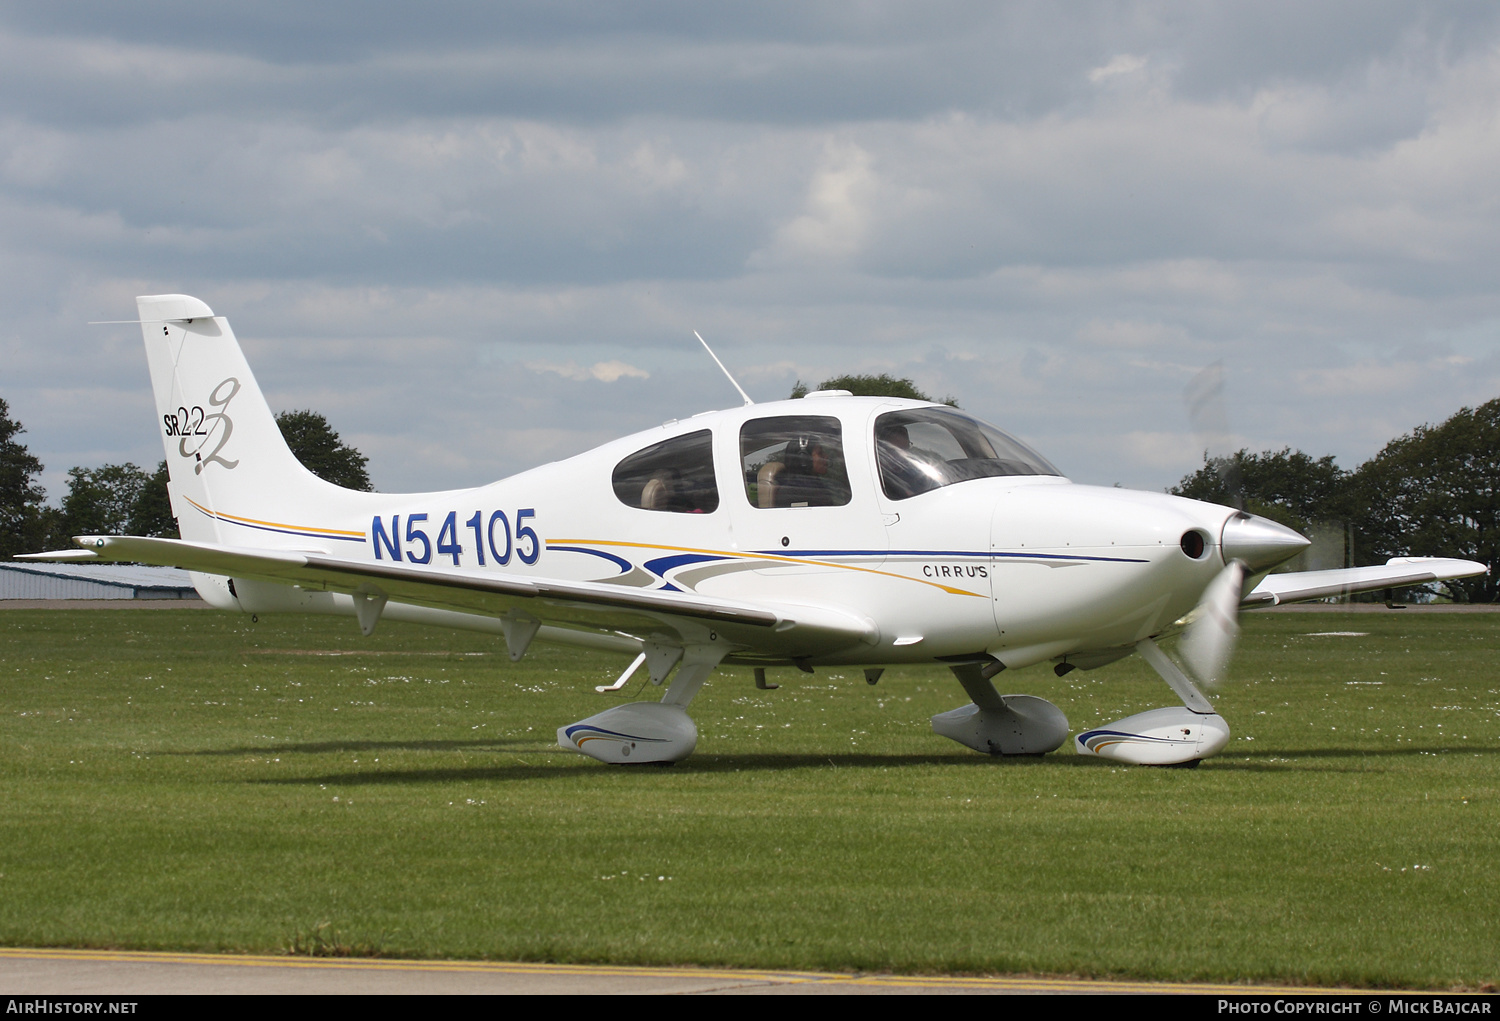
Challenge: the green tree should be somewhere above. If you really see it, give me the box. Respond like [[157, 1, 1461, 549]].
[[276, 410, 373, 491], [1350, 398, 1500, 603], [60, 463, 150, 536], [0, 397, 47, 558], [27, 462, 154, 551], [30, 506, 67, 553], [790, 374, 958, 406], [128, 461, 178, 538], [33, 460, 175, 549], [1172, 448, 1349, 535]]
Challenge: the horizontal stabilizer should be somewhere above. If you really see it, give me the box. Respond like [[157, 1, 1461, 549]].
[[1242, 557, 1487, 607]]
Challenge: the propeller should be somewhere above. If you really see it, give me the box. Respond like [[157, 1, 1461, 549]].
[[1178, 559, 1245, 687], [1184, 361, 1243, 510]]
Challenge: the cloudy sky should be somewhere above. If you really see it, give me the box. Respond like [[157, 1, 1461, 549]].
[[3, 1, 1499, 497]]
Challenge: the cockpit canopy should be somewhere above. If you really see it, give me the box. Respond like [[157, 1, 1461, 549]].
[[610, 404, 1058, 513]]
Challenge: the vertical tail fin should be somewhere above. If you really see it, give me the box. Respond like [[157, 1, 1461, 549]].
[[137, 294, 355, 546]]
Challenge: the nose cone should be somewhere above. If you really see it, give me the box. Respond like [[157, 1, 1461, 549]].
[[1220, 512, 1311, 573]]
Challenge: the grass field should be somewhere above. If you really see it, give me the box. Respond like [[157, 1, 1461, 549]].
[[0, 606, 1496, 988]]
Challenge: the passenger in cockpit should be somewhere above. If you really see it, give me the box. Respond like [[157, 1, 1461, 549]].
[[775, 434, 836, 507]]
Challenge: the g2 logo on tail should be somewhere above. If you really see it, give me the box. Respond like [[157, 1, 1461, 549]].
[[164, 377, 241, 474]]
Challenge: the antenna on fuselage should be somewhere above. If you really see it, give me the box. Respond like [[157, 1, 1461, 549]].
[[694, 330, 754, 406]]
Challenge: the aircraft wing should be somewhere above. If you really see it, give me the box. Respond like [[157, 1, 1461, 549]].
[[19, 535, 879, 654], [1240, 557, 1488, 607]]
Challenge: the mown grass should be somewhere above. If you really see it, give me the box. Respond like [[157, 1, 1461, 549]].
[[0, 607, 1496, 987]]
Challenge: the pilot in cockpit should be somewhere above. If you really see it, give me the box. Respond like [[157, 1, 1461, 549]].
[[876, 420, 929, 500], [876, 420, 910, 453]]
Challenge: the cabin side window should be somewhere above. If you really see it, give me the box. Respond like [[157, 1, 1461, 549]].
[[612, 429, 719, 513], [740, 415, 851, 508]]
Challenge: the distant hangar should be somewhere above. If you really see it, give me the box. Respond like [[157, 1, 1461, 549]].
[[0, 562, 199, 601]]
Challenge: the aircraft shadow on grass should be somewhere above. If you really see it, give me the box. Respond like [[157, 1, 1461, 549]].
[[170, 737, 535, 756], [223, 742, 1500, 786], [246, 751, 1054, 787]]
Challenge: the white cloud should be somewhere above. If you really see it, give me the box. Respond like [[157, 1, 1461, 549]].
[[1089, 54, 1148, 84], [527, 359, 650, 383], [753, 139, 877, 266]]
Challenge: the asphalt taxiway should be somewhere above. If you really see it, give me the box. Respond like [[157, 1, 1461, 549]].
[[0, 948, 1370, 995]]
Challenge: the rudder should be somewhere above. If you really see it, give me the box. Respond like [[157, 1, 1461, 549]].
[[137, 294, 349, 546]]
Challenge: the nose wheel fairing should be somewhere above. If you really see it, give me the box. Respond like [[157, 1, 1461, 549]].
[[1075, 707, 1230, 765], [1077, 638, 1233, 766]]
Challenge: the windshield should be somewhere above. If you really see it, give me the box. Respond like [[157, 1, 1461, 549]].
[[874, 408, 1059, 500]]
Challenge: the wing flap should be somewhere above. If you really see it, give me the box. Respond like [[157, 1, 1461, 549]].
[[1242, 557, 1488, 607], [21, 536, 875, 651]]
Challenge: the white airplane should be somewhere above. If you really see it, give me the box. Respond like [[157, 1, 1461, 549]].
[[26, 294, 1488, 767]]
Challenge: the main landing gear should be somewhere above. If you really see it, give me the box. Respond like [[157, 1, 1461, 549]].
[[557, 643, 725, 764], [930, 661, 1071, 755]]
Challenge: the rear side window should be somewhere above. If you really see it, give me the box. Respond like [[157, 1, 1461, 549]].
[[740, 415, 851, 508], [612, 429, 719, 513]]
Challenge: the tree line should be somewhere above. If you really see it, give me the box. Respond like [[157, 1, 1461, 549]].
[[0, 400, 371, 559], [1171, 397, 1500, 602]]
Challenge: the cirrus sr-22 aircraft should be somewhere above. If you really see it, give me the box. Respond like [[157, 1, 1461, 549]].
[[26, 294, 1488, 767]]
